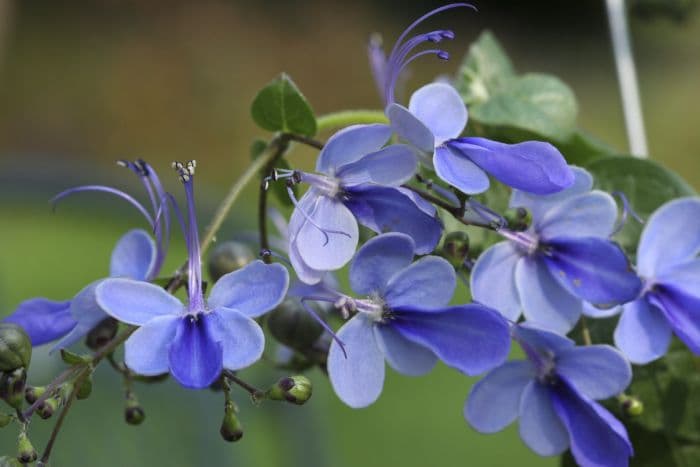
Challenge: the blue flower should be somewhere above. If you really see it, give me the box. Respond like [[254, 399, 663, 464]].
[[95, 161, 289, 389], [371, 4, 574, 195], [322, 233, 510, 408], [612, 197, 700, 364], [284, 124, 442, 284], [465, 325, 633, 467], [470, 167, 642, 334], [4, 160, 170, 349]]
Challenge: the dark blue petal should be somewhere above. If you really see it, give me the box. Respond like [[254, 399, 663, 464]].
[[349, 233, 415, 295], [650, 286, 700, 355], [513, 324, 575, 356], [345, 185, 442, 254], [544, 237, 642, 307], [3, 299, 75, 346], [555, 345, 632, 400], [550, 378, 633, 467], [168, 314, 223, 389], [446, 137, 574, 195], [391, 305, 511, 376]]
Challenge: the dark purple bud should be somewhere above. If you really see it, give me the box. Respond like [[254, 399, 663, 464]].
[[267, 298, 324, 352], [85, 318, 119, 351], [220, 401, 243, 442], [0, 323, 32, 372], [266, 375, 312, 405], [504, 207, 533, 232], [207, 241, 256, 282], [0, 368, 26, 410], [124, 391, 145, 425], [442, 231, 470, 268], [17, 432, 37, 463]]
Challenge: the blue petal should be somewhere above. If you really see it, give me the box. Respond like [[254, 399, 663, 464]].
[[337, 144, 418, 187], [471, 242, 523, 321], [208, 261, 289, 318], [637, 197, 700, 277], [384, 256, 455, 309], [515, 256, 582, 334], [650, 286, 700, 355], [513, 324, 576, 355], [54, 280, 109, 350], [537, 192, 618, 241], [407, 83, 467, 145], [656, 259, 700, 297], [386, 103, 435, 155], [124, 315, 180, 376], [345, 185, 442, 255], [614, 298, 672, 364], [544, 237, 642, 307], [465, 361, 533, 433], [446, 137, 574, 195], [315, 124, 392, 173], [433, 145, 490, 195], [556, 345, 632, 400], [209, 308, 265, 370], [109, 229, 157, 281], [582, 302, 622, 319], [327, 314, 385, 408], [374, 323, 437, 376], [96, 278, 183, 325], [391, 305, 511, 376], [518, 381, 569, 456], [550, 379, 633, 467], [168, 314, 223, 389], [289, 240, 324, 285], [349, 233, 415, 295], [295, 195, 359, 271], [510, 166, 593, 219], [4, 299, 75, 346]]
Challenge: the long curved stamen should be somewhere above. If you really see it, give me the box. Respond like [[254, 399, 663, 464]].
[[611, 190, 644, 236], [51, 185, 155, 228], [285, 186, 351, 246], [387, 50, 450, 105], [299, 297, 347, 359], [368, 34, 388, 102]]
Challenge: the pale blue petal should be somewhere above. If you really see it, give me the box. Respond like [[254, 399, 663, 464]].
[[471, 242, 523, 321], [328, 315, 385, 408], [386, 103, 435, 154], [374, 323, 437, 376], [465, 361, 533, 433], [315, 124, 392, 173], [384, 256, 456, 308], [208, 261, 289, 318], [519, 381, 569, 456], [209, 308, 265, 370], [407, 82, 467, 145], [337, 144, 417, 187], [556, 345, 632, 400], [614, 298, 672, 364], [515, 257, 582, 334], [53, 280, 108, 350], [289, 239, 324, 285], [434, 145, 490, 195], [638, 197, 700, 277], [124, 315, 180, 375], [510, 167, 593, 220], [513, 324, 576, 355], [3, 299, 75, 346], [537, 192, 618, 240], [349, 233, 415, 295], [656, 259, 700, 297], [168, 313, 223, 389], [582, 302, 622, 319], [96, 278, 183, 325], [109, 229, 157, 281]]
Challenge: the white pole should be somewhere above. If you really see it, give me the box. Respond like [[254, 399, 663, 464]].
[[606, 0, 649, 158]]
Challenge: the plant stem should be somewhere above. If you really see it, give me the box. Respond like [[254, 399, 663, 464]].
[[223, 370, 265, 401], [316, 110, 388, 132], [258, 137, 292, 262]]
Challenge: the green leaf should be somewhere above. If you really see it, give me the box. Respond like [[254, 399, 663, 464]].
[[587, 156, 695, 253], [251, 73, 317, 137], [455, 30, 515, 105], [556, 129, 617, 166]]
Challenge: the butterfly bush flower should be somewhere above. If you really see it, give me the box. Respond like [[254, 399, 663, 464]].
[[320, 233, 510, 408], [95, 161, 289, 389], [470, 167, 642, 334], [370, 4, 574, 195], [4, 160, 169, 349], [465, 325, 633, 467], [611, 197, 700, 364], [282, 124, 442, 284]]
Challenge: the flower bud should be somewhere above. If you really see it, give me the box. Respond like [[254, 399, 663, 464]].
[[124, 392, 145, 425], [0, 324, 32, 372], [16, 432, 37, 464], [77, 375, 93, 400], [0, 412, 11, 428], [266, 375, 312, 405], [441, 232, 470, 267], [504, 207, 532, 232], [37, 396, 60, 420], [208, 241, 256, 282], [620, 394, 644, 417], [85, 318, 119, 350], [25, 386, 46, 405], [0, 368, 27, 410], [219, 401, 243, 442], [267, 298, 324, 351]]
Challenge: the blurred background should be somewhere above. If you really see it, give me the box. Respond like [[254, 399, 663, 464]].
[[1, 0, 699, 465]]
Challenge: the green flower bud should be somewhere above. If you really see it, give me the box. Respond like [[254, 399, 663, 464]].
[[266, 375, 312, 405], [441, 232, 470, 267], [37, 396, 60, 420], [85, 318, 119, 351], [124, 392, 145, 425], [0, 457, 22, 467], [503, 207, 532, 232], [16, 432, 37, 464], [0, 412, 11, 428], [620, 394, 644, 417], [267, 298, 324, 351], [0, 324, 32, 372], [208, 241, 256, 282], [77, 375, 93, 400], [219, 401, 243, 442], [25, 386, 46, 405], [0, 368, 27, 410]]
